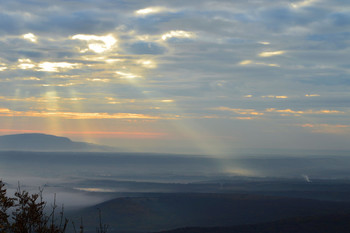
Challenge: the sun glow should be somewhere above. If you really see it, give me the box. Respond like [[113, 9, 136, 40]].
[[135, 7, 169, 15], [72, 34, 117, 53], [22, 33, 38, 43], [137, 60, 157, 69], [258, 50, 286, 57], [18, 59, 35, 70], [37, 62, 79, 72], [161, 30, 196, 41], [0, 64, 7, 71], [116, 71, 141, 79]]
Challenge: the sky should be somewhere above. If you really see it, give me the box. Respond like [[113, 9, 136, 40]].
[[0, 0, 350, 155]]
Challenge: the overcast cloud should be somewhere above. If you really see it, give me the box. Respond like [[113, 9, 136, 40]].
[[0, 0, 349, 154]]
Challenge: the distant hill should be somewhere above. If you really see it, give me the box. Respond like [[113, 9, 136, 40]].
[[69, 193, 350, 233], [0, 133, 115, 152], [157, 213, 350, 233]]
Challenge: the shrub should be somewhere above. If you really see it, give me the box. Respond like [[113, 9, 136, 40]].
[[0, 180, 69, 233], [0, 181, 109, 233]]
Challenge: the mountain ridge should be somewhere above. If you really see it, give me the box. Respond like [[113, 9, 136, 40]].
[[69, 192, 350, 233], [0, 133, 115, 152]]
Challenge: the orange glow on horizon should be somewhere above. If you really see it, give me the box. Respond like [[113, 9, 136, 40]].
[[0, 129, 167, 139], [0, 109, 165, 120]]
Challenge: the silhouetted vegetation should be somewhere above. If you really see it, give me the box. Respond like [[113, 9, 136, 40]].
[[0, 181, 107, 233], [0, 180, 68, 233]]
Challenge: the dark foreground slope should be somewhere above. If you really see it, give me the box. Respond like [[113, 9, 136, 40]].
[[157, 214, 350, 233], [70, 193, 350, 233]]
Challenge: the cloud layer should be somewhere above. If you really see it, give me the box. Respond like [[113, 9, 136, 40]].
[[0, 0, 350, 154]]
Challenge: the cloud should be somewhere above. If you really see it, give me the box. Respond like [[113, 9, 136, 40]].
[[0, 128, 167, 139], [161, 30, 196, 41], [0, 96, 85, 103], [214, 107, 264, 116], [0, 108, 11, 113], [135, 7, 174, 16], [17, 59, 35, 70], [0, 108, 172, 120], [137, 59, 157, 69], [305, 94, 320, 97], [127, 42, 166, 55], [0, 0, 349, 153], [262, 95, 288, 99], [259, 41, 270, 45], [62, 130, 167, 139], [161, 99, 175, 103], [258, 50, 286, 57], [239, 60, 253, 65], [239, 60, 281, 67], [22, 33, 38, 43], [72, 34, 117, 53], [290, 0, 318, 9], [300, 123, 350, 134], [37, 62, 80, 72], [266, 108, 343, 115], [115, 71, 141, 79], [0, 63, 7, 71]]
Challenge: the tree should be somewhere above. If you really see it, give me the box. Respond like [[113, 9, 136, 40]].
[[0, 180, 68, 233]]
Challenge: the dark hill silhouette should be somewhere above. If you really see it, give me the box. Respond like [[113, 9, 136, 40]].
[[157, 213, 350, 233], [0, 133, 115, 152], [70, 193, 350, 233]]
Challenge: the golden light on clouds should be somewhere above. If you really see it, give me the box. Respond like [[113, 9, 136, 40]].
[[104, 97, 135, 104], [262, 95, 288, 99], [18, 59, 35, 70], [0, 129, 167, 139], [22, 33, 37, 43], [1, 96, 58, 103], [215, 107, 264, 116], [266, 108, 343, 115], [258, 50, 286, 57], [266, 108, 303, 114], [290, 0, 318, 9], [135, 7, 168, 15], [239, 60, 253, 65], [275, 96, 288, 99], [22, 77, 41, 81], [116, 71, 141, 79], [161, 30, 196, 41], [235, 117, 254, 120], [300, 123, 350, 134], [0, 108, 11, 113], [63, 130, 167, 139], [305, 94, 320, 97], [72, 34, 117, 53], [0, 64, 7, 71], [0, 109, 162, 120], [18, 63, 35, 70], [239, 60, 280, 67], [89, 78, 110, 82], [41, 83, 76, 87], [267, 64, 280, 67], [37, 62, 80, 72], [213, 106, 344, 119], [137, 60, 157, 69], [161, 99, 175, 103], [259, 41, 270, 45]]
